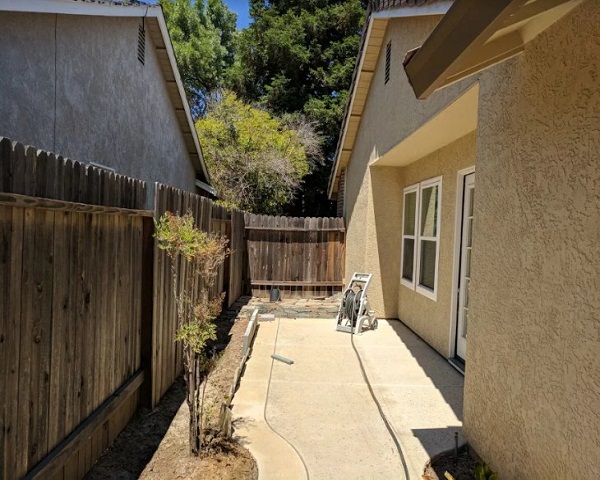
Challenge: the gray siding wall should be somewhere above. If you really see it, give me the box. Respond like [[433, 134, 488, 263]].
[[0, 12, 197, 207]]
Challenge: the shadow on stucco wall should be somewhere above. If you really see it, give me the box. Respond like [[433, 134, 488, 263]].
[[370, 165, 403, 317]]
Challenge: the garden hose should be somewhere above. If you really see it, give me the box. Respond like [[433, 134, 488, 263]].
[[347, 307, 411, 480], [263, 304, 311, 480], [262, 301, 410, 480], [342, 287, 363, 327]]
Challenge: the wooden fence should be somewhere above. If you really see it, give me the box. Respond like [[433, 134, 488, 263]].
[[0, 136, 346, 479], [245, 214, 346, 298], [0, 138, 148, 479], [150, 184, 247, 406]]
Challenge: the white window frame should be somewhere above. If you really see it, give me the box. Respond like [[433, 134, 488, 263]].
[[400, 184, 419, 289], [400, 176, 442, 301]]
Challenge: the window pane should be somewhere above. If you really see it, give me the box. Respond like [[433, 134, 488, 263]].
[[465, 248, 471, 278], [402, 238, 415, 280], [403, 191, 416, 236], [420, 185, 438, 237], [419, 240, 436, 290], [468, 188, 474, 216], [466, 218, 473, 247]]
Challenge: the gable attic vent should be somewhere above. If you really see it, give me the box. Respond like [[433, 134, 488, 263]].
[[385, 41, 391, 84], [138, 22, 146, 65]]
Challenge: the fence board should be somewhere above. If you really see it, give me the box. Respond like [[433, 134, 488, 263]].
[[48, 210, 71, 451], [0, 206, 21, 479], [244, 214, 345, 299], [0, 138, 146, 478], [17, 207, 36, 476], [1, 135, 345, 473]]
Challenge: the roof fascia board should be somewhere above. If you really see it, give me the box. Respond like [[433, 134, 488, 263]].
[[328, 15, 374, 199], [154, 12, 211, 183], [0, 0, 153, 17], [404, 0, 526, 99], [371, 1, 452, 19], [195, 179, 217, 197]]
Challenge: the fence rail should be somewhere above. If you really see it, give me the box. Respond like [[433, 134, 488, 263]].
[[0, 136, 346, 479], [244, 214, 346, 298], [0, 138, 147, 479], [150, 184, 247, 406]]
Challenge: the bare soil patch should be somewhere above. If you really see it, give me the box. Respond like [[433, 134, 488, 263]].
[[423, 445, 478, 480], [86, 306, 257, 480]]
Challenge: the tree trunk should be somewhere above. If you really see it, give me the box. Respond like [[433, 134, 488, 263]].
[[186, 351, 201, 456]]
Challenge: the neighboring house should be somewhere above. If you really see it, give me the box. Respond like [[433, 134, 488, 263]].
[[330, 0, 599, 478], [0, 0, 216, 207]]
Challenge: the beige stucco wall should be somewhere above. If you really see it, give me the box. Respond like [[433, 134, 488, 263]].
[[397, 132, 476, 357], [464, 1, 600, 477], [344, 15, 477, 340]]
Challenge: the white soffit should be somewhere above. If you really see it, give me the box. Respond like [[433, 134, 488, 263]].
[[371, 1, 453, 19], [372, 83, 479, 167], [328, 1, 453, 198]]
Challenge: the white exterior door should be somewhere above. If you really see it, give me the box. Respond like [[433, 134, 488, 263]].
[[456, 172, 474, 361]]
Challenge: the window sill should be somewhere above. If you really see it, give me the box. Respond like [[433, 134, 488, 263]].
[[416, 284, 437, 301]]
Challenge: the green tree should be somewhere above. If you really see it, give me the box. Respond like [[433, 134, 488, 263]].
[[196, 90, 315, 215], [160, 0, 237, 116], [228, 0, 367, 215]]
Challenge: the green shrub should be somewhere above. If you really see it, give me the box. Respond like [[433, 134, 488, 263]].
[[475, 463, 498, 480], [155, 211, 229, 455]]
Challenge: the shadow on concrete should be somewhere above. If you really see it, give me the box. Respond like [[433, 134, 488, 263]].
[[411, 427, 465, 460], [387, 319, 464, 420]]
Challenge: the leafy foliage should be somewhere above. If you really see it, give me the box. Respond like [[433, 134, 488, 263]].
[[160, 0, 237, 117], [196, 90, 314, 214], [160, 0, 367, 214], [227, 0, 367, 215], [475, 463, 499, 480], [154, 211, 229, 454], [155, 211, 229, 276]]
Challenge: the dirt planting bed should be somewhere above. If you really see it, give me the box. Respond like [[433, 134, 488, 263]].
[[86, 308, 258, 480], [423, 445, 478, 480]]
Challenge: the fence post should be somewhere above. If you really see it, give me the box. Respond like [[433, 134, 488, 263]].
[[223, 219, 232, 307], [139, 215, 155, 408]]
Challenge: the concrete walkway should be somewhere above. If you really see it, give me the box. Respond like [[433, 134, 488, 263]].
[[232, 316, 464, 480]]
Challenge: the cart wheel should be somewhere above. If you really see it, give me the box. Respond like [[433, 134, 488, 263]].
[[373, 319, 378, 330]]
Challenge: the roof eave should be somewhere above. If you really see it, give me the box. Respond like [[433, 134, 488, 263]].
[[328, 1, 453, 200], [403, 0, 584, 99], [152, 10, 211, 184]]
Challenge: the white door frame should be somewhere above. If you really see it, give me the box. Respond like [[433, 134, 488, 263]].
[[448, 166, 475, 361]]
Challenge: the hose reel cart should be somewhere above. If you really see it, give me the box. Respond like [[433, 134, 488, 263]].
[[336, 272, 377, 334]]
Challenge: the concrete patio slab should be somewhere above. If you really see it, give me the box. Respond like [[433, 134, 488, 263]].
[[232, 320, 308, 480], [232, 316, 464, 480]]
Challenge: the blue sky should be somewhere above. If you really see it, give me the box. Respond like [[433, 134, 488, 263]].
[[224, 0, 251, 29], [146, 1, 251, 29]]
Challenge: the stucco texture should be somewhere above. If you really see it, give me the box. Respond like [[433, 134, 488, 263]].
[[344, 15, 477, 355], [397, 133, 476, 357], [464, 1, 600, 478], [0, 12, 197, 207]]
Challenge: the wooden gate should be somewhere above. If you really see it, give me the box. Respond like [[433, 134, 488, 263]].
[[244, 214, 346, 298]]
